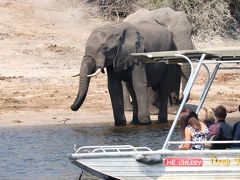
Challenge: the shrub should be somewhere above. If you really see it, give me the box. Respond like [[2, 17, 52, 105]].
[[87, 0, 139, 20], [149, 0, 240, 40], [88, 0, 240, 40]]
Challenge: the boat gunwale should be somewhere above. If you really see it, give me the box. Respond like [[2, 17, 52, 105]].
[[68, 148, 240, 160]]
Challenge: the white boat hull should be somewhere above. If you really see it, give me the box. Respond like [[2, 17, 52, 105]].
[[68, 146, 240, 179]]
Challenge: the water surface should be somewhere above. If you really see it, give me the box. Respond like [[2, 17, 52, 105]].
[[0, 122, 181, 179]]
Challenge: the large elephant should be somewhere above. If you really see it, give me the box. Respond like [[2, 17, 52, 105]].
[[124, 7, 194, 96], [71, 21, 181, 126]]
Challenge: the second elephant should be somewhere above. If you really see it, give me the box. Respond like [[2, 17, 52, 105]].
[[124, 7, 195, 95], [71, 22, 181, 126]]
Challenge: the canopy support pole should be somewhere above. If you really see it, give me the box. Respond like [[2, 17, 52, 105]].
[[162, 53, 206, 150], [196, 63, 221, 113]]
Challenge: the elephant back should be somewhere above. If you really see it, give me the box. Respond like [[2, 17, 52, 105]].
[[124, 7, 194, 50]]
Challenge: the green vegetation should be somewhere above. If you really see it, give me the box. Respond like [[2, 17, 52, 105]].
[[88, 0, 240, 40]]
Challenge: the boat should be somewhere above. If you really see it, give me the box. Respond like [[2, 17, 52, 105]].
[[68, 48, 240, 179]]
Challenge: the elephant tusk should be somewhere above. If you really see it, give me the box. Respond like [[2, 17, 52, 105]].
[[72, 73, 80, 77], [86, 68, 102, 77]]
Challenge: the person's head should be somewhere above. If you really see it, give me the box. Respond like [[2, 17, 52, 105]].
[[179, 109, 198, 137], [198, 107, 215, 123], [214, 105, 227, 121], [188, 117, 201, 132]]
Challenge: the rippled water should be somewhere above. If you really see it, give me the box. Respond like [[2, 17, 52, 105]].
[[0, 122, 181, 179]]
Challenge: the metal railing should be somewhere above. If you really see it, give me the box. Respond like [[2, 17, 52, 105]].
[[74, 144, 152, 153]]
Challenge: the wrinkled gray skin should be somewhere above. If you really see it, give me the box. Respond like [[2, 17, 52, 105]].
[[124, 7, 195, 97], [71, 22, 181, 126]]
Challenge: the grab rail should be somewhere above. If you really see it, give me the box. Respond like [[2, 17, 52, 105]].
[[68, 148, 240, 160], [74, 145, 152, 153]]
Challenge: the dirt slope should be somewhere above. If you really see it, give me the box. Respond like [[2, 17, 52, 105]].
[[0, 0, 239, 126]]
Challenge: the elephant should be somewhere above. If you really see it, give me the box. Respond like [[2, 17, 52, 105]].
[[124, 7, 195, 97], [71, 21, 181, 126]]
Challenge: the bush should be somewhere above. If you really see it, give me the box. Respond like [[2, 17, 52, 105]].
[[149, 0, 240, 40], [88, 0, 240, 40], [87, 0, 139, 20]]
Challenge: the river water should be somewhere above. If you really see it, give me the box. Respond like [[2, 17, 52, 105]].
[[0, 122, 181, 180]]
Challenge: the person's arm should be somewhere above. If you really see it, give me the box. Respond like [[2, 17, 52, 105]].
[[178, 128, 191, 150]]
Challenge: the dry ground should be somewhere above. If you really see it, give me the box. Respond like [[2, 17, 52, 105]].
[[0, 0, 239, 127]]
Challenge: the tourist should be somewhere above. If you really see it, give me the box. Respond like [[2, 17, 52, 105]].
[[232, 105, 240, 148], [209, 105, 233, 149], [233, 121, 240, 147], [178, 109, 209, 150], [198, 107, 215, 128]]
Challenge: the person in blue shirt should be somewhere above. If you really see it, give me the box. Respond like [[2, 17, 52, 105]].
[[209, 105, 233, 149], [232, 105, 240, 148]]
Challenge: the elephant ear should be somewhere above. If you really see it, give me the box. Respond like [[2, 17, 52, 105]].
[[113, 23, 145, 72]]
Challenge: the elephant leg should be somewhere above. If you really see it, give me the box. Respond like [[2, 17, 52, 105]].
[[170, 65, 181, 104], [180, 63, 191, 96], [157, 66, 174, 123], [148, 87, 159, 115], [122, 81, 133, 111], [157, 88, 169, 123], [131, 63, 151, 125], [107, 72, 126, 126], [125, 82, 139, 124], [167, 64, 181, 116], [178, 64, 190, 104]]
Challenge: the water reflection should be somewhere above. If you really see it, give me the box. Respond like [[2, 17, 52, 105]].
[[69, 122, 181, 150], [0, 122, 181, 179]]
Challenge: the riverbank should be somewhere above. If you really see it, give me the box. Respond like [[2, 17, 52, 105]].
[[0, 108, 239, 128], [0, 0, 240, 127]]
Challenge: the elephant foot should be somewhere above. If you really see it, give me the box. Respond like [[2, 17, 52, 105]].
[[130, 118, 139, 125], [114, 120, 127, 126], [138, 116, 151, 125], [158, 118, 168, 124], [130, 119, 152, 125], [139, 121, 152, 125]]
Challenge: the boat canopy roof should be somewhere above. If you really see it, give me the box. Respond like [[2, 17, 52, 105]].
[[131, 47, 240, 62]]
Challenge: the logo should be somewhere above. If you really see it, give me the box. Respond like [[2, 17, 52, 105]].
[[164, 158, 203, 167]]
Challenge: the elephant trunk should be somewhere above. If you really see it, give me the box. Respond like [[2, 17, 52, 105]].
[[71, 56, 96, 111]]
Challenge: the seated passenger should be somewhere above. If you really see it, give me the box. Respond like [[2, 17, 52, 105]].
[[198, 107, 215, 129], [209, 105, 233, 149], [233, 121, 240, 147], [178, 109, 209, 150]]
